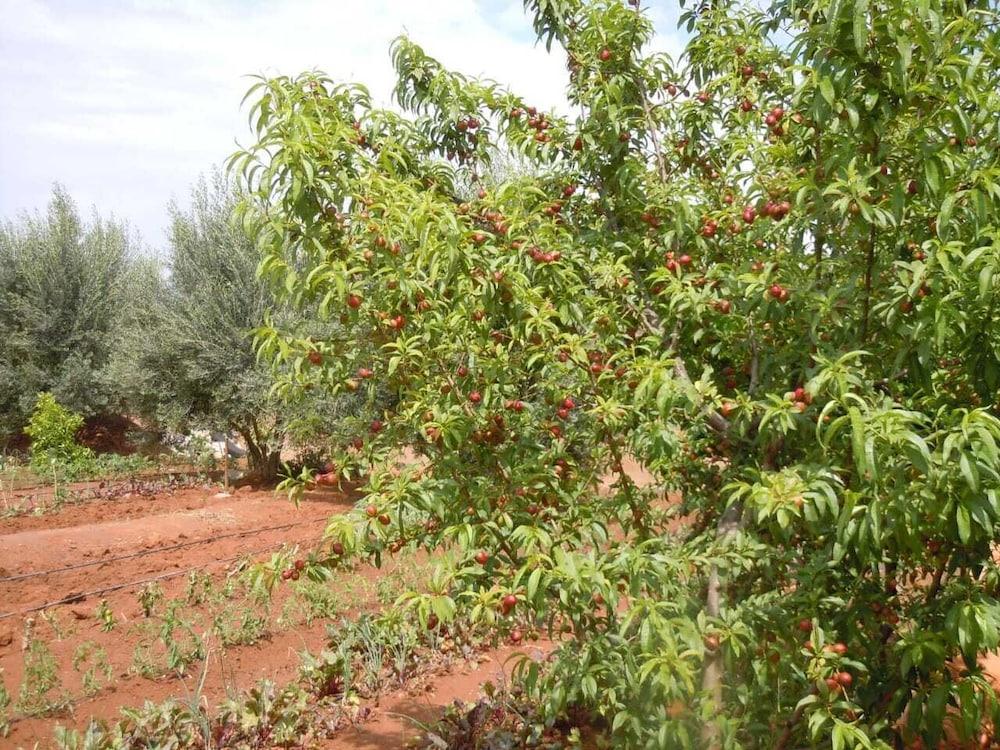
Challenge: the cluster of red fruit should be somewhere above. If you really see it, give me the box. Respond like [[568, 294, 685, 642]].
[[456, 116, 481, 132], [510, 105, 552, 143], [527, 245, 562, 263], [314, 470, 338, 487], [769, 283, 790, 303], [640, 210, 662, 229], [664, 250, 693, 274], [280, 559, 306, 581], [764, 105, 786, 135], [365, 503, 392, 526], [555, 396, 576, 421], [761, 199, 792, 221], [787, 385, 812, 412]]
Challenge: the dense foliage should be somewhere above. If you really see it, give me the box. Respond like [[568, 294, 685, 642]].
[[243, 0, 998, 746], [113, 173, 372, 479], [0, 186, 146, 447]]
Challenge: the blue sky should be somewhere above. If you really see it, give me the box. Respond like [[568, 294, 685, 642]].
[[0, 0, 683, 250]]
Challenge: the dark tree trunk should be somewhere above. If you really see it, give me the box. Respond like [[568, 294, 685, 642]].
[[235, 424, 282, 484]]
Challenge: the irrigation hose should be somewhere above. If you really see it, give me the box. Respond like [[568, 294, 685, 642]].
[[0, 534, 328, 620], [0, 518, 322, 584]]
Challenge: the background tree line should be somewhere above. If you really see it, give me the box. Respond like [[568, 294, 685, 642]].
[[0, 173, 369, 480]]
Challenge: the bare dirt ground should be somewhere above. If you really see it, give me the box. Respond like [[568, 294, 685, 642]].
[[0, 484, 355, 747], [0, 478, 553, 750]]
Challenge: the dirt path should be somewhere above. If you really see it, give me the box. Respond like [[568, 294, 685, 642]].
[[319, 641, 554, 750]]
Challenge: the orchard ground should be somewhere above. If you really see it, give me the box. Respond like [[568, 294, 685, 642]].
[[5, 460, 999, 748], [0, 471, 559, 748]]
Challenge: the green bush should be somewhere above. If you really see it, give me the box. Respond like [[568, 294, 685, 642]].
[[24, 393, 93, 470]]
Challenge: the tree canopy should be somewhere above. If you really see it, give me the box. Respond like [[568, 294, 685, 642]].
[[135, 0, 1000, 744]]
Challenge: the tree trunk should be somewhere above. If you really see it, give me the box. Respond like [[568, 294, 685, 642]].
[[235, 425, 282, 484], [700, 502, 744, 749]]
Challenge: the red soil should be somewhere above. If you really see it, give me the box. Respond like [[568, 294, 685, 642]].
[[0, 479, 550, 750], [0, 484, 356, 747]]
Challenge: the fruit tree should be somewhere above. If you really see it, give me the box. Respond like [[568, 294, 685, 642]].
[[235, 0, 1000, 746]]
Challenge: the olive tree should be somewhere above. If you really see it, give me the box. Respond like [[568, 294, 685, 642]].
[[0, 185, 143, 447]]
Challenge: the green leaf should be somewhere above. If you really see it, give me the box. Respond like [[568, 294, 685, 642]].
[[957, 504, 971, 543], [853, 0, 870, 55], [819, 76, 836, 106], [849, 407, 868, 477]]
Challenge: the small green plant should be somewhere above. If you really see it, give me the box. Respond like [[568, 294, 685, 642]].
[[40, 608, 73, 641], [137, 582, 164, 618], [297, 649, 346, 698], [219, 680, 309, 748], [159, 601, 205, 675], [24, 393, 93, 471], [0, 667, 11, 738], [96, 599, 116, 632], [211, 604, 268, 647], [184, 570, 213, 606], [72, 642, 113, 697], [292, 580, 348, 625], [16, 637, 68, 717], [129, 640, 157, 680]]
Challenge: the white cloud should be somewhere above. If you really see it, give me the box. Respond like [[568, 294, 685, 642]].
[[0, 0, 685, 247]]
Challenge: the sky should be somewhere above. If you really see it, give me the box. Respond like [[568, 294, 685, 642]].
[[0, 0, 685, 252]]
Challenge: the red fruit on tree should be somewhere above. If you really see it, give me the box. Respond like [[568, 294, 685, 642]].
[[836, 671, 853, 687], [469, 390, 482, 404], [474, 550, 490, 565], [308, 350, 323, 366], [370, 419, 383, 433], [798, 618, 813, 633], [599, 47, 612, 62], [365, 504, 378, 518], [347, 293, 362, 309]]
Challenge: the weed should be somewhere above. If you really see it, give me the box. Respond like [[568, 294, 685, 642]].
[[0, 668, 10, 738], [297, 649, 346, 698], [137, 582, 164, 618], [72, 642, 113, 697], [219, 680, 309, 747], [16, 637, 69, 717], [184, 570, 213, 606], [95, 599, 116, 632], [212, 603, 269, 647], [40, 608, 73, 641], [129, 640, 157, 680], [293, 580, 348, 625], [159, 600, 205, 675]]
